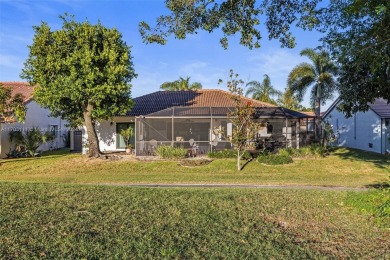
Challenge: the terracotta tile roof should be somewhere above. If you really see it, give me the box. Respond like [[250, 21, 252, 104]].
[[300, 111, 315, 117], [126, 89, 276, 116], [0, 81, 34, 103], [368, 98, 390, 118]]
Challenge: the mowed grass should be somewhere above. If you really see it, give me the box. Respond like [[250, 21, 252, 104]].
[[0, 148, 389, 187], [1, 182, 389, 259]]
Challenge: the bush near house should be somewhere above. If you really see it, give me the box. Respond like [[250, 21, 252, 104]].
[[155, 145, 187, 159], [278, 144, 328, 158]]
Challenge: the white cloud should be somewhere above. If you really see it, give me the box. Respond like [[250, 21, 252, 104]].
[[0, 54, 24, 69], [243, 49, 307, 91], [178, 61, 226, 88]]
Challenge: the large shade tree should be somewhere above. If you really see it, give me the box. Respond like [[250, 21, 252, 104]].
[[22, 15, 136, 157], [287, 48, 338, 137], [140, 0, 389, 115], [245, 74, 281, 105], [160, 76, 202, 91]]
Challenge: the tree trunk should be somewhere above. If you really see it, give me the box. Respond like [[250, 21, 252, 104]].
[[83, 102, 101, 157], [315, 88, 321, 142], [237, 150, 241, 171]]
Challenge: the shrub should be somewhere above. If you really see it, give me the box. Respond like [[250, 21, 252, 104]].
[[8, 127, 55, 156], [257, 154, 293, 165], [311, 144, 327, 157], [277, 145, 328, 158], [155, 145, 187, 159], [208, 149, 252, 160], [277, 148, 295, 157]]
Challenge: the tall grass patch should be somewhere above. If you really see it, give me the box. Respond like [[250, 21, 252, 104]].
[[155, 145, 187, 159]]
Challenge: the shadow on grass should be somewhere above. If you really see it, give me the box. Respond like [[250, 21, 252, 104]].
[[364, 182, 390, 189], [332, 147, 390, 169], [240, 159, 253, 171]]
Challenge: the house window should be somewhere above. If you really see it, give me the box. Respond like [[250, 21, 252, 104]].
[[116, 123, 135, 149], [267, 122, 273, 134], [49, 125, 58, 137], [307, 120, 314, 132]]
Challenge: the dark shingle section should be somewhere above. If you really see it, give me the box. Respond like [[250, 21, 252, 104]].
[[255, 107, 314, 119], [368, 98, 390, 118], [126, 90, 276, 116], [143, 106, 312, 119]]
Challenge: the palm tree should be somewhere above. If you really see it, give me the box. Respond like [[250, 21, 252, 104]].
[[160, 76, 202, 91], [277, 87, 304, 111], [245, 74, 281, 105], [287, 48, 338, 138]]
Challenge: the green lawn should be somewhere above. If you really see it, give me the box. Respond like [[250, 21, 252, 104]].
[[1, 182, 389, 259], [0, 148, 388, 187], [1, 148, 389, 258]]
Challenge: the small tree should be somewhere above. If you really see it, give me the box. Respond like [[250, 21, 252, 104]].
[[119, 126, 133, 150], [220, 70, 258, 171]]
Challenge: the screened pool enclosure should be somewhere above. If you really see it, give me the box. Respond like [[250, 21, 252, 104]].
[[134, 107, 315, 156]]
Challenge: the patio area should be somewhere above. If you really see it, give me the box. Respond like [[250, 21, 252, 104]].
[[134, 107, 315, 156]]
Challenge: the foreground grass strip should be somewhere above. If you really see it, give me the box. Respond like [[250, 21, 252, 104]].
[[1, 182, 389, 258], [0, 148, 388, 187]]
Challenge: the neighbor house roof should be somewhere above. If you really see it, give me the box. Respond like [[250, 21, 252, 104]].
[[0, 82, 34, 103], [126, 89, 276, 116], [368, 98, 390, 118], [323, 97, 390, 119]]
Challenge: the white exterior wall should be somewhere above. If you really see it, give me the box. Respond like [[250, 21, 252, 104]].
[[324, 107, 384, 154], [0, 101, 68, 158], [80, 117, 134, 154]]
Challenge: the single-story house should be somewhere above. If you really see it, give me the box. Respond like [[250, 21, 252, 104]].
[[73, 90, 315, 156], [322, 98, 390, 154], [0, 82, 68, 158]]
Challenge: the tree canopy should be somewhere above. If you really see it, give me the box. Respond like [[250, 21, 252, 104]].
[[0, 84, 26, 123], [22, 14, 136, 157], [245, 74, 281, 105], [139, 0, 320, 49], [319, 0, 390, 116], [160, 76, 202, 91]]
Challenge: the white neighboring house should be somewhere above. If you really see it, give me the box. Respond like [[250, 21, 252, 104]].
[[0, 82, 68, 158], [322, 98, 390, 154]]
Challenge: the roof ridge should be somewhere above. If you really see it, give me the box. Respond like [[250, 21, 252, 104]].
[[0, 81, 30, 84]]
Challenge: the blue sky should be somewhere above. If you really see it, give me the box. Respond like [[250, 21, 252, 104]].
[[0, 0, 333, 109]]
